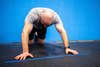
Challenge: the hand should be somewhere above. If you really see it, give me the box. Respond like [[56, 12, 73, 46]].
[[14, 52, 34, 60], [65, 48, 79, 55]]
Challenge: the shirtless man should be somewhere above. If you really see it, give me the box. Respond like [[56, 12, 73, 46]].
[[15, 7, 78, 60]]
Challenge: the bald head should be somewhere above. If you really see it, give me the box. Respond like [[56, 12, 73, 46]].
[[40, 11, 54, 27]]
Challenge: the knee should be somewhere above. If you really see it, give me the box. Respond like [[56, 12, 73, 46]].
[[37, 39, 45, 45], [28, 39, 34, 45]]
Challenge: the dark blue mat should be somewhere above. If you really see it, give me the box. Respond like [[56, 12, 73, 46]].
[[0, 41, 100, 67]]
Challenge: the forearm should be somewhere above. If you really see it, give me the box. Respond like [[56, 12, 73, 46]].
[[22, 32, 29, 53], [60, 31, 69, 48]]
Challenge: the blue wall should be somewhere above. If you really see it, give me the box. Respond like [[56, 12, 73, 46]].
[[0, 0, 100, 43]]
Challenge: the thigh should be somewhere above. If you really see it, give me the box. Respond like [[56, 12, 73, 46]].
[[29, 27, 36, 40]]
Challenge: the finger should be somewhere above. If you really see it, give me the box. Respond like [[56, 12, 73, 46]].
[[69, 50, 78, 55], [14, 56, 17, 59], [65, 51, 68, 54], [23, 56, 26, 60], [19, 56, 24, 60], [65, 49, 68, 54], [15, 55, 20, 60], [74, 50, 79, 54], [29, 54, 34, 58]]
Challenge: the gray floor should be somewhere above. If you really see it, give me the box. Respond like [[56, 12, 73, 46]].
[[0, 41, 100, 67]]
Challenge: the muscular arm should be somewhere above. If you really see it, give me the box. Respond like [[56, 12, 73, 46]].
[[53, 13, 78, 55], [21, 22, 33, 53], [14, 9, 38, 60], [55, 24, 78, 55], [55, 23, 69, 48], [14, 22, 34, 60]]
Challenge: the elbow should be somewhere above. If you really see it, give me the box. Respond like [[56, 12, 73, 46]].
[[21, 32, 24, 38], [58, 29, 66, 34], [21, 32, 25, 39]]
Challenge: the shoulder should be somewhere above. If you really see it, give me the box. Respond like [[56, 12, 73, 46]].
[[53, 12, 63, 25]]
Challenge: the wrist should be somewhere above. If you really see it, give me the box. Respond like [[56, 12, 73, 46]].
[[22, 51, 29, 53], [64, 46, 70, 49]]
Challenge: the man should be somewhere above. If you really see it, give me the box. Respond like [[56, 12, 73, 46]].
[[15, 7, 78, 60]]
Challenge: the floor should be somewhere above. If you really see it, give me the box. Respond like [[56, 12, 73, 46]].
[[0, 41, 100, 67]]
